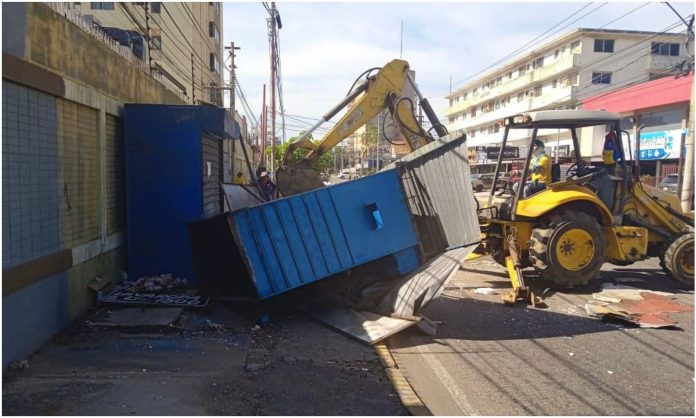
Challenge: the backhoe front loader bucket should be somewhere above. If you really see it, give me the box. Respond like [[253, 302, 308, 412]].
[[276, 160, 326, 197]]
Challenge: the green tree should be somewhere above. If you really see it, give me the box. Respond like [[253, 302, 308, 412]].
[[264, 134, 334, 177]]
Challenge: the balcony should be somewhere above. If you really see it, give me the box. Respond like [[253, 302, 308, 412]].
[[646, 54, 684, 71], [532, 54, 579, 82], [446, 54, 579, 117]]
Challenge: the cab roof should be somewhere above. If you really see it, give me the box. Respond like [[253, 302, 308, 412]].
[[506, 110, 622, 129]]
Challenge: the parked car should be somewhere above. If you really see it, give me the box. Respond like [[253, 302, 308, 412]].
[[471, 176, 484, 192], [659, 173, 679, 195], [478, 173, 509, 190]]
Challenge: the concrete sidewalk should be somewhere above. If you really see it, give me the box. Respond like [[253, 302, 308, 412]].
[[2, 304, 406, 415]]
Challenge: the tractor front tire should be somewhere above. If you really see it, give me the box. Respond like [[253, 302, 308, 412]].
[[660, 233, 694, 286], [528, 211, 606, 288]]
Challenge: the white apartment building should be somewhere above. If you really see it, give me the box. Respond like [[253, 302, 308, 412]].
[[74, 2, 224, 106], [445, 28, 688, 162]]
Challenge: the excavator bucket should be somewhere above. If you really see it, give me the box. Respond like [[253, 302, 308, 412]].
[[276, 160, 326, 197]]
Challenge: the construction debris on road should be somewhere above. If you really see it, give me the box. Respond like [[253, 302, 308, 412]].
[[585, 283, 693, 328]]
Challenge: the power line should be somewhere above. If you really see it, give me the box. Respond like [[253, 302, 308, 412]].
[[454, 17, 687, 122], [458, 19, 689, 132], [160, 3, 211, 72], [452, 2, 610, 88], [149, 12, 209, 77], [536, 20, 689, 108]]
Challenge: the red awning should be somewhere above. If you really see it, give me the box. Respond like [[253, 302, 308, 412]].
[[582, 74, 692, 113]]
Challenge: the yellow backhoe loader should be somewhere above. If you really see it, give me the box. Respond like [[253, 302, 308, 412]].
[[473, 110, 693, 304], [275, 59, 448, 196]]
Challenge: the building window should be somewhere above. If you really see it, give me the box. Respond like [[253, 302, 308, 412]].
[[209, 22, 220, 44], [470, 107, 477, 118], [517, 92, 524, 103], [591, 72, 612, 84], [534, 57, 544, 68], [462, 92, 467, 101], [570, 41, 581, 53], [594, 39, 615, 53], [506, 71, 512, 79], [641, 109, 682, 133], [150, 2, 161, 13], [554, 49, 560, 58], [651, 42, 680, 56], [534, 85, 542, 96], [494, 100, 501, 110], [150, 35, 161, 50], [209, 53, 220, 73], [91, 2, 115, 10]]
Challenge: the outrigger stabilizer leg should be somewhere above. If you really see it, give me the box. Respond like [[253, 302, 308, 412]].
[[501, 235, 545, 308]]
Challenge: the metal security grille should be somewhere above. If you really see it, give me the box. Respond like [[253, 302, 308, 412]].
[[201, 133, 222, 218], [105, 114, 125, 235], [57, 98, 99, 248], [2, 81, 62, 269]]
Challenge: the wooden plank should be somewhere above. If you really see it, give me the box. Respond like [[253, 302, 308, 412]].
[[3, 249, 73, 295]]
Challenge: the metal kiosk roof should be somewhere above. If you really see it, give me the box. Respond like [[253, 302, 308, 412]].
[[505, 110, 623, 129]]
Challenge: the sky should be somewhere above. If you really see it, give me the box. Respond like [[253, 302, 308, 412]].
[[222, 1, 694, 139]]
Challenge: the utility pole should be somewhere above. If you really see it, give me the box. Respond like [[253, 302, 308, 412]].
[[681, 77, 694, 211], [400, 20, 403, 59], [191, 53, 195, 104], [268, 2, 278, 178], [143, 3, 152, 72], [225, 42, 241, 115], [260, 84, 266, 166]]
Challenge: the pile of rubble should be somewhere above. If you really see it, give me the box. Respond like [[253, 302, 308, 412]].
[[121, 274, 188, 294]]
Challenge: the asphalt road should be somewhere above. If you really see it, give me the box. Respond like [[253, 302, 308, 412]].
[[387, 258, 694, 415]]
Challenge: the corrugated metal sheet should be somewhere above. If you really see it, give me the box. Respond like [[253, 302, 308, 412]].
[[229, 170, 420, 299], [387, 134, 480, 259], [201, 133, 222, 218]]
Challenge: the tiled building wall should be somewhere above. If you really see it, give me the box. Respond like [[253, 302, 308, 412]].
[[2, 81, 62, 269], [57, 99, 100, 248], [105, 114, 125, 235]]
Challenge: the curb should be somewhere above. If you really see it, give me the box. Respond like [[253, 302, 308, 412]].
[[374, 342, 432, 416]]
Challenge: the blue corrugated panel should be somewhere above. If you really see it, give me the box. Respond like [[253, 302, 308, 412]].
[[124, 105, 239, 283], [230, 170, 419, 298]]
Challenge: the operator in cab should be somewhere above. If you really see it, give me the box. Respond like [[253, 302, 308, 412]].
[[513, 139, 551, 197]]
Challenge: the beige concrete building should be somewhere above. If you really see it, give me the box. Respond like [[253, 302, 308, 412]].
[[74, 2, 223, 106], [445, 28, 688, 162]]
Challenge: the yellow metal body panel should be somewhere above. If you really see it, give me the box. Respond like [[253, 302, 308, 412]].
[[604, 226, 648, 261], [516, 185, 614, 225], [505, 256, 521, 289], [463, 252, 485, 262], [305, 59, 430, 160], [623, 182, 693, 243]]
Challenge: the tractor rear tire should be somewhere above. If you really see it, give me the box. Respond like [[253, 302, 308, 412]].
[[528, 211, 606, 288], [659, 233, 694, 286]]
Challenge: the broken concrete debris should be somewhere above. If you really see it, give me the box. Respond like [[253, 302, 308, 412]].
[[121, 274, 188, 293], [585, 284, 693, 328]]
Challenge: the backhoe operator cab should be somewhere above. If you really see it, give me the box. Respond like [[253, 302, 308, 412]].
[[476, 110, 693, 303]]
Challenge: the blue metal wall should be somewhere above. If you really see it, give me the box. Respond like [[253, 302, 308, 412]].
[[124, 105, 239, 283], [230, 170, 420, 298]]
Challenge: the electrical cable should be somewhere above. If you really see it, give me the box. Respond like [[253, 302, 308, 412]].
[[451, 3, 667, 95], [454, 17, 688, 133], [116, 4, 202, 92], [452, 3, 595, 87]]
